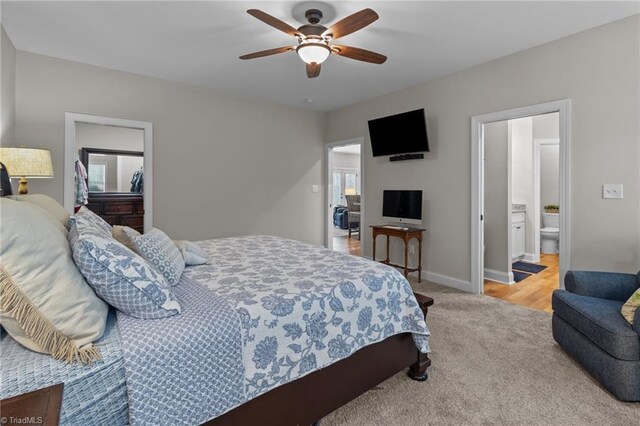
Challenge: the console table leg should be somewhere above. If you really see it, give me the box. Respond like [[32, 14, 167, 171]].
[[418, 237, 423, 283], [386, 235, 390, 263], [372, 234, 377, 262], [404, 237, 409, 278]]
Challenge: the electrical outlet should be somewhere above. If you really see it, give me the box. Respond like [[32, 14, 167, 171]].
[[602, 184, 623, 199]]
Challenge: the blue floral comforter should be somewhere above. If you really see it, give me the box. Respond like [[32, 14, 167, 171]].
[[119, 235, 430, 425]]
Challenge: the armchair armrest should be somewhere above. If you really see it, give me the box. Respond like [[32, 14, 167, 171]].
[[565, 271, 639, 302], [634, 309, 640, 334]]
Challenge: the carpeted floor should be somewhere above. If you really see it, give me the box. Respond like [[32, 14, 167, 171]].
[[323, 281, 639, 425]]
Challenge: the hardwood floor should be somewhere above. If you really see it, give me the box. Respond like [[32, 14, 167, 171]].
[[484, 254, 559, 313], [333, 235, 361, 256]]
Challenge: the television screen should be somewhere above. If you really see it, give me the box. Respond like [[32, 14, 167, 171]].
[[368, 109, 429, 157], [383, 190, 422, 221]]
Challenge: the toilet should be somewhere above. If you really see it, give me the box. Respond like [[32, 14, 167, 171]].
[[541, 212, 560, 254]]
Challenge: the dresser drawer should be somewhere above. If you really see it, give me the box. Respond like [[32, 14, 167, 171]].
[[104, 203, 134, 215]]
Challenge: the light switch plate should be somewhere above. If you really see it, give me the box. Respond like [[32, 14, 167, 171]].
[[312, 185, 319, 193], [602, 184, 623, 199]]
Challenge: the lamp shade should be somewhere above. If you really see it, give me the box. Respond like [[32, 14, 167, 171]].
[[0, 147, 54, 178], [296, 42, 331, 64]]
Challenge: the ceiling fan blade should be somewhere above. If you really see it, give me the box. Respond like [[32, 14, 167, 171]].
[[323, 8, 379, 40], [239, 46, 294, 60], [332, 45, 387, 64], [306, 63, 321, 78], [247, 9, 301, 37]]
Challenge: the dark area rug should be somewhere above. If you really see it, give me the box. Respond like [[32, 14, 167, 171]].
[[513, 261, 547, 274], [513, 270, 532, 283]]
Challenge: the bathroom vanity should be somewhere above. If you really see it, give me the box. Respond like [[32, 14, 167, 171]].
[[512, 205, 526, 259]]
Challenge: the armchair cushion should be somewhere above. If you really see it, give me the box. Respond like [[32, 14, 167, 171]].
[[552, 290, 639, 361], [564, 271, 639, 302]]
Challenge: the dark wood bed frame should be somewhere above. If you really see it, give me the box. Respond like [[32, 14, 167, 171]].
[[206, 294, 433, 426], [0, 187, 433, 426]]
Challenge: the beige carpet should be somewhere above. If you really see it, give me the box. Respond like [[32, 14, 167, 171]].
[[323, 281, 639, 425]]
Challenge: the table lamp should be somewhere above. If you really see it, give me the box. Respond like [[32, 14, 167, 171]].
[[0, 147, 54, 194]]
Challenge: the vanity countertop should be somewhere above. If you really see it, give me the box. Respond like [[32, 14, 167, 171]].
[[512, 204, 526, 213]]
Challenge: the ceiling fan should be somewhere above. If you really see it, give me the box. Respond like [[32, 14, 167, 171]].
[[240, 8, 387, 78]]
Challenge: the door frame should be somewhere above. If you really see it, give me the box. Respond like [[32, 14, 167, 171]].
[[533, 138, 560, 264], [471, 99, 571, 294], [324, 137, 364, 251], [64, 112, 153, 232]]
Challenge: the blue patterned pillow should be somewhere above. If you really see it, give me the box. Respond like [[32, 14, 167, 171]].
[[69, 221, 181, 319], [69, 206, 112, 236], [129, 228, 185, 286]]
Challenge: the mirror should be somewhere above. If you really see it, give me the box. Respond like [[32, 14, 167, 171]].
[[81, 148, 143, 193]]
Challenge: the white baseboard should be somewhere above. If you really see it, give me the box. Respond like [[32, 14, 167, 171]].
[[363, 255, 472, 293], [418, 270, 473, 292], [483, 268, 515, 285], [522, 252, 538, 262]]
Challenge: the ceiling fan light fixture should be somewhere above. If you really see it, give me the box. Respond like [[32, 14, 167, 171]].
[[296, 42, 331, 65]]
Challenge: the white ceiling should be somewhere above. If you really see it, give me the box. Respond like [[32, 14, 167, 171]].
[[2, 1, 638, 111], [334, 144, 361, 154]]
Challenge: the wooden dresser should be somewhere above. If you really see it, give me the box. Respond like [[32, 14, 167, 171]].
[[86, 193, 144, 233]]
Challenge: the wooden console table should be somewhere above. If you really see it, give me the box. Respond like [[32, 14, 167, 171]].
[[371, 225, 426, 282]]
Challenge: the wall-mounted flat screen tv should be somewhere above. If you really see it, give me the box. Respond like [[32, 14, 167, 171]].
[[368, 109, 429, 157], [383, 190, 423, 224]]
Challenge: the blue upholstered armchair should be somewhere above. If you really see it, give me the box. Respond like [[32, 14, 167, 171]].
[[552, 271, 640, 401]]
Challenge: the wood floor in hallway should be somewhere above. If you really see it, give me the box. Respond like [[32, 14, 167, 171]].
[[484, 254, 559, 313], [333, 235, 361, 256]]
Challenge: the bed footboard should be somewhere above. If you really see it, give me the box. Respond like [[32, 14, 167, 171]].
[[408, 293, 434, 381], [205, 292, 433, 426]]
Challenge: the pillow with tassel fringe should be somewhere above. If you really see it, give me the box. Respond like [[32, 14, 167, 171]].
[[0, 198, 108, 364]]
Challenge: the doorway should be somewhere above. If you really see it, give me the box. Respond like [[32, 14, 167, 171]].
[[325, 138, 364, 256], [482, 114, 561, 312], [471, 100, 571, 311]]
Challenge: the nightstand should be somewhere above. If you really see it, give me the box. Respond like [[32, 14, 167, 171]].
[[0, 383, 64, 426]]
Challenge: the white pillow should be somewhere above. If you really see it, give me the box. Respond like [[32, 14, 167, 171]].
[[0, 198, 108, 364], [8, 194, 70, 229], [174, 240, 208, 266]]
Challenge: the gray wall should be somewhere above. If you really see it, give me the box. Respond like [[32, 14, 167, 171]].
[[76, 122, 144, 152], [1, 25, 15, 145], [511, 117, 535, 255], [484, 121, 509, 274], [540, 145, 559, 208], [333, 152, 360, 171], [326, 16, 640, 284], [534, 113, 560, 209], [14, 52, 326, 244]]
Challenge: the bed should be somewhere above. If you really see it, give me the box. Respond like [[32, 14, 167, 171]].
[[1, 234, 431, 425]]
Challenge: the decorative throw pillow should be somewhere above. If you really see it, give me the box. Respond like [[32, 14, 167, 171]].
[[130, 228, 185, 285], [0, 199, 108, 364], [112, 225, 141, 251], [622, 287, 640, 324], [70, 206, 112, 236], [69, 220, 181, 319], [8, 194, 70, 229], [174, 240, 208, 266]]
